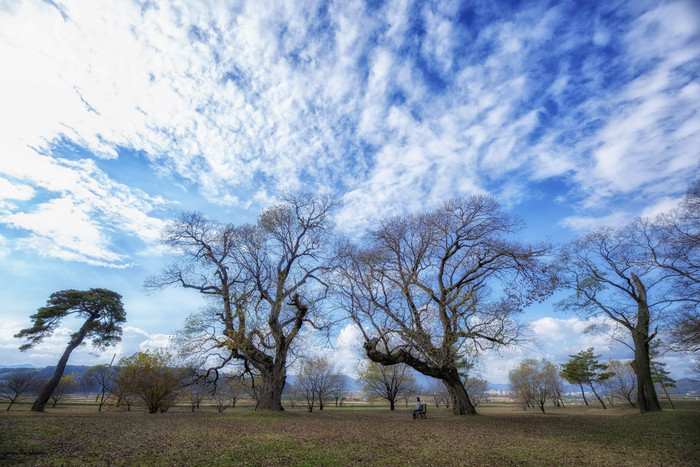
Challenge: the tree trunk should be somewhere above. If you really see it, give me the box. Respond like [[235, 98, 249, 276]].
[[660, 385, 675, 410], [630, 273, 662, 413], [578, 382, 588, 405], [589, 384, 607, 409], [445, 375, 477, 415], [257, 361, 286, 411], [31, 320, 92, 412]]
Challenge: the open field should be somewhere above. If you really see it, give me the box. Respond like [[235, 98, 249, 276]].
[[1, 401, 699, 466]]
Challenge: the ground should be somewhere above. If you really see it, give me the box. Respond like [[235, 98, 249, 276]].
[[1, 401, 699, 465]]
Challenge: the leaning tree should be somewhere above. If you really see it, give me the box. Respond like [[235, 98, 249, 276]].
[[149, 193, 335, 411], [335, 196, 554, 415], [15, 288, 126, 412]]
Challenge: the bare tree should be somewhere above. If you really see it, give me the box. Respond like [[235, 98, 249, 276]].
[[509, 359, 555, 413], [336, 196, 553, 415], [399, 382, 422, 407], [357, 361, 415, 411], [212, 376, 242, 413], [330, 374, 349, 407], [641, 181, 699, 352], [557, 226, 669, 412], [83, 364, 118, 412], [151, 193, 336, 411], [1, 370, 39, 411], [50, 373, 77, 408], [464, 377, 488, 407], [428, 379, 451, 408], [606, 360, 637, 408], [183, 373, 214, 412]]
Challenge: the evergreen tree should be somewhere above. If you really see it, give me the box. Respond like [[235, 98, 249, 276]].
[[560, 348, 613, 409]]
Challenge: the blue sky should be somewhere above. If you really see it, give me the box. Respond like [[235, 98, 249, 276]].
[[1, 0, 698, 384]]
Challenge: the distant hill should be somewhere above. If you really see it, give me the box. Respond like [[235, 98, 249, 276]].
[[673, 377, 700, 395], [0, 365, 94, 385]]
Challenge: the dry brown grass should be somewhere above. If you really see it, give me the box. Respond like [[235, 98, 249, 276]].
[[1, 401, 699, 465]]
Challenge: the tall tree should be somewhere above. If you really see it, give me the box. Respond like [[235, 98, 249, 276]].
[[357, 361, 415, 411], [640, 180, 700, 352], [15, 288, 126, 412], [151, 193, 335, 411], [557, 226, 665, 413], [560, 348, 613, 409], [336, 196, 553, 415], [297, 357, 338, 411]]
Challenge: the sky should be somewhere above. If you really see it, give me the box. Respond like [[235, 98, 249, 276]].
[[1, 0, 699, 385]]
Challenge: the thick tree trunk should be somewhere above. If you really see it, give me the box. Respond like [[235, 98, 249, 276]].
[[630, 273, 662, 414], [631, 335, 661, 413], [445, 375, 477, 415], [31, 321, 91, 412], [257, 359, 287, 411]]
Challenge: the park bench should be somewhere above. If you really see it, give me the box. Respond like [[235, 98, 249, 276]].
[[414, 403, 427, 419]]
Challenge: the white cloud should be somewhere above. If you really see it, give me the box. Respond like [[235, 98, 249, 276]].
[[333, 323, 364, 376], [480, 316, 634, 384], [2, 0, 697, 247], [0, 322, 173, 367]]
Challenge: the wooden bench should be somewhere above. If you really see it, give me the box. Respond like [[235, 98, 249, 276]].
[[414, 403, 427, 419]]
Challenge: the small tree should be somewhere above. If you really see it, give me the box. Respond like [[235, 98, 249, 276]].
[[212, 375, 243, 413], [465, 377, 488, 407], [15, 288, 126, 412], [330, 374, 349, 407], [560, 348, 613, 409], [606, 360, 637, 408], [650, 347, 676, 410], [83, 364, 117, 412], [399, 383, 422, 407], [183, 375, 213, 412], [50, 373, 77, 408], [1, 370, 39, 411], [357, 361, 415, 411], [509, 359, 554, 413], [428, 379, 451, 408], [116, 350, 184, 413], [298, 358, 338, 411]]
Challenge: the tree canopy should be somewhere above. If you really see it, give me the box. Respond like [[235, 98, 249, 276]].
[[15, 288, 126, 412], [336, 195, 554, 415], [151, 193, 336, 411]]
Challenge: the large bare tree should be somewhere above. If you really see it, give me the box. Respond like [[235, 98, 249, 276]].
[[637, 181, 699, 352], [148, 193, 335, 411], [335, 196, 553, 415], [557, 227, 665, 412]]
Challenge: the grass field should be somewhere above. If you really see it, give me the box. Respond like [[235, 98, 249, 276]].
[[1, 401, 699, 465]]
